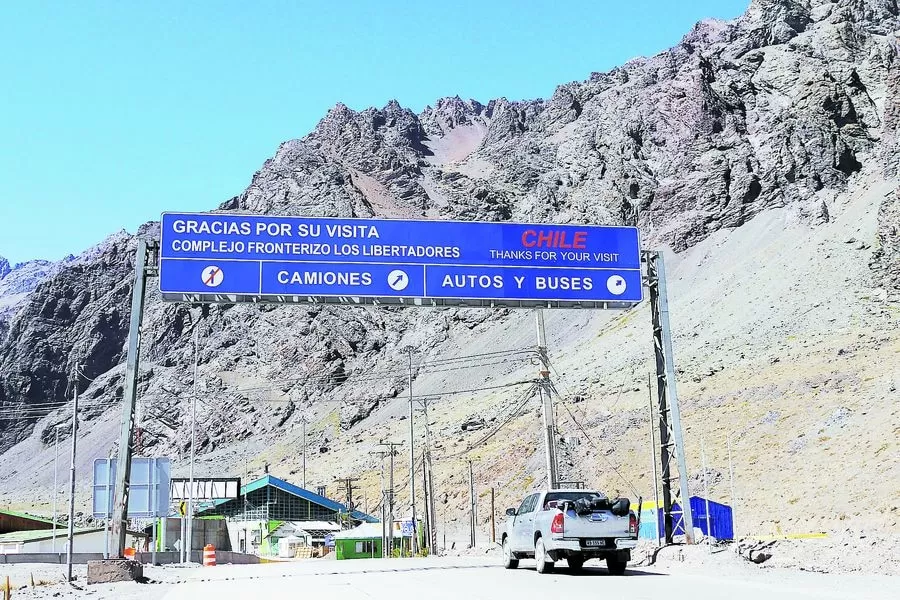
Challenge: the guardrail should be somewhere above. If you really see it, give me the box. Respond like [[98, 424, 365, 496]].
[[0, 553, 104, 565], [0, 551, 260, 565]]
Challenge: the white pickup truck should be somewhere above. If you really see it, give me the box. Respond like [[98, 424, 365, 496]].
[[501, 489, 638, 574]]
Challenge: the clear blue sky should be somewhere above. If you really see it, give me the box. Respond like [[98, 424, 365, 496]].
[[0, 0, 748, 265]]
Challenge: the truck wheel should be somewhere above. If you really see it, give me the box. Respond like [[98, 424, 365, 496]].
[[534, 537, 554, 574], [606, 557, 627, 575], [566, 556, 585, 572], [502, 537, 519, 569]]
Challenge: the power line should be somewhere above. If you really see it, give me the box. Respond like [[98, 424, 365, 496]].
[[74, 366, 99, 382], [230, 348, 536, 393], [555, 396, 639, 497], [607, 366, 636, 412], [232, 356, 529, 393], [4, 366, 119, 420], [438, 382, 538, 460], [233, 380, 533, 405], [546, 359, 640, 497], [1, 399, 114, 409], [0, 399, 117, 420], [5, 347, 535, 422]]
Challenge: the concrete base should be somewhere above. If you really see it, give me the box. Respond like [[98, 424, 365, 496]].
[[86, 559, 144, 584]]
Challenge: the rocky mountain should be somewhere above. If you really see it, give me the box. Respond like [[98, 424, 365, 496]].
[[0, 0, 898, 541], [0, 256, 71, 340]]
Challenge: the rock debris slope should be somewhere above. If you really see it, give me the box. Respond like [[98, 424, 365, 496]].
[[0, 0, 898, 538]]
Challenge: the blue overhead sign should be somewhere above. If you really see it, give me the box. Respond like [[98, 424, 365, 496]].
[[158, 213, 642, 308]]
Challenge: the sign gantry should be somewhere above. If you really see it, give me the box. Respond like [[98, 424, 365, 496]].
[[109, 214, 693, 558]]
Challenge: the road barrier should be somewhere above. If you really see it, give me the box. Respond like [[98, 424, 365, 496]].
[[203, 544, 216, 566], [0, 553, 104, 565]]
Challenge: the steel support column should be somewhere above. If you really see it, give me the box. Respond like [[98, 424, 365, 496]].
[[644, 250, 694, 545]]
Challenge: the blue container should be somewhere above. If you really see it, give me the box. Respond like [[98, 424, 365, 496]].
[[648, 496, 734, 541]]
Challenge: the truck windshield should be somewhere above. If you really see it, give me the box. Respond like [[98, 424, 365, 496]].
[[542, 492, 604, 509]]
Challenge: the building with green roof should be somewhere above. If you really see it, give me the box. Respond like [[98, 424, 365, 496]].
[[195, 475, 378, 557], [0, 509, 55, 535]]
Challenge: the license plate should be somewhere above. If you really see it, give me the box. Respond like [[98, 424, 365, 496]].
[[584, 539, 608, 547]]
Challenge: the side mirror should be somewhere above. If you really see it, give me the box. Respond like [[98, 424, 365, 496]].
[[505, 508, 517, 517]]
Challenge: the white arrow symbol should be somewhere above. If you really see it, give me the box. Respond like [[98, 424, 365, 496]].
[[387, 270, 409, 291], [606, 275, 626, 295]]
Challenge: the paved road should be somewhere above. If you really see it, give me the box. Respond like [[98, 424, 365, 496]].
[[158, 556, 899, 600]]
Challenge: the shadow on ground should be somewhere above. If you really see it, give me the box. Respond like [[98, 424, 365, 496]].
[[518, 565, 665, 577]]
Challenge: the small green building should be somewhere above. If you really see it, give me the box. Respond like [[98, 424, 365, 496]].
[[334, 523, 384, 560]]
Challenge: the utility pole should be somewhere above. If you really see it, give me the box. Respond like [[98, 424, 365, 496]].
[[421, 454, 430, 552], [65, 367, 80, 583], [535, 310, 558, 489], [337, 477, 360, 513], [388, 444, 397, 556], [51, 423, 65, 554], [468, 460, 476, 549], [701, 436, 711, 548], [402, 347, 418, 555], [380, 455, 387, 557], [301, 418, 308, 489], [377, 441, 401, 556], [426, 416, 437, 553], [371, 451, 388, 557], [104, 446, 114, 559], [645, 250, 695, 544], [490, 487, 496, 544], [648, 373, 662, 547], [414, 395, 439, 553], [728, 434, 737, 538], [111, 239, 157, 558], [388, 448, 395, 556]]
